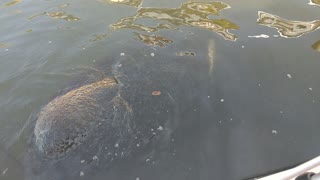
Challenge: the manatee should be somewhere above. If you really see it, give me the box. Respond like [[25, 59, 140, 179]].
[[34, 77, 131, 158], [26, 47, 210, 180]]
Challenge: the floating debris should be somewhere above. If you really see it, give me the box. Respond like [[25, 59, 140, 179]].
[[110, 1, 239, 41], [80, 160, 85, 164], [146, 158, 150, 162], [98, 0, 143, 7], [135, 33, 172, 47], [136, 143, 140, 147], [1, 168, 8, 176], [48, 41, 52, 44], [92, 156, 98, 160], [152, 91, 161, 96], [272, 130, 278, 135], [257, 11, 320, 38], [150, 53, 155, 57], [25, 29, 32, 33], [136, 177, 140, 180], [120, 52, 125, 56], [312, 40, 320, 52], [3, 0, 20, 6], [80, 171, 84, 176], [241, 45, 245, 48], [248, 34, 269, 38], [309, 87, 313, 91], [157, 126, 164, 131], [287, 74, 292, 79], [220, 99, 224, 102], [176, 51, 196, 56], [114, 143, 119, 148]]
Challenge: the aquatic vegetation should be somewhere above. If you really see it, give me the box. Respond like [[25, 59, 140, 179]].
[[134, 33, 173, 47], [3, 0, 20, 7], [257, 11, 320, 38], [97, 0, 143, 7], [312, 40, 320, 52], [109, 1, 239, 42]]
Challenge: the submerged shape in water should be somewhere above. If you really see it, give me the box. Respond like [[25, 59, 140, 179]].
[[134, 33, 173, 47], [312, 40, 320, 52], [257, 11, 320, 38], [98, 0, 143, 7], [3, 0, 20, 6], [110, 1, 239, 41]]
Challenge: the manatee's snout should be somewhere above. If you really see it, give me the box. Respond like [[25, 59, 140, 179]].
[[34, 78, 118, 158]]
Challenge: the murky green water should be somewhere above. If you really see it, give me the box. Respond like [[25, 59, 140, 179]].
[[0, 0, 319, 179]]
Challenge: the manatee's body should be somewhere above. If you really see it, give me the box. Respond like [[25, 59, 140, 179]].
[[27, 55, 179, 179], [34, 77, 129, 158]]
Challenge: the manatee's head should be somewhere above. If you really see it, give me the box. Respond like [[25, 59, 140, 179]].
[[34, 77, 118, 158]]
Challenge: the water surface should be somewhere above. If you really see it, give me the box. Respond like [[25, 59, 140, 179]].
[[0, 0, 319, 179]]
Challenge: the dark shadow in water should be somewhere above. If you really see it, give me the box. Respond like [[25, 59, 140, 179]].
[[257, 11, 320, 38]]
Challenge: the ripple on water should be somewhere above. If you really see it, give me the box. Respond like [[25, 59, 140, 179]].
[[2, 0, 20, 7], [98, 0, 143, 7], [29, 12, 80, 21]]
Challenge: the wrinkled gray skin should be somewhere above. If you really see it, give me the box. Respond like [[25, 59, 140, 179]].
[[26, 46, 210, 180]]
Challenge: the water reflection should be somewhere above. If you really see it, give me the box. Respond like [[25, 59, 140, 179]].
[[257, 11, 320, 38], [29, 12, 80, 21], [109, 1, 239, 42], [2, 0, 20, 7], [312, 40, 320, 52], [98, 0, 143, 7], [134, 33, 173, 47], [89, 34, 108, 42], [0, 43, 8, 48], [309, 0, 320, 6]]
